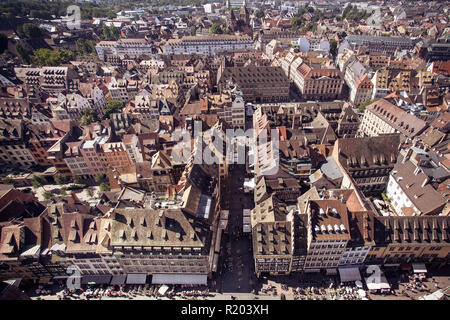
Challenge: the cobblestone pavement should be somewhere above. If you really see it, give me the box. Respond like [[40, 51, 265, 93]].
[[219, 164, 256, 294]]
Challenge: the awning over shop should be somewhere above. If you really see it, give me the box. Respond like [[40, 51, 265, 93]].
[[400, 263, 412, 271], [304, 269, 320, 273], [412, 263, 427, 274], [326, 268, 338, 275], [151, 274, 207, 285], [3, 278, 21, 287], [38, 277, 51, 284], [212, 253, 219, 272], [219, 220, 228, 230], [214, 229, 222, 253], [81, 275, 112, 285], [338, 267, 361, 282], [126, 274, 147, 284], [158, 284, 169, 295], [365, 267, 390, 290], [110, 275, 127, 285], [420, 290, 444, 300]]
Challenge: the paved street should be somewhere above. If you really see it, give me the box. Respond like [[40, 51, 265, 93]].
[[219, 164, 256, 294]]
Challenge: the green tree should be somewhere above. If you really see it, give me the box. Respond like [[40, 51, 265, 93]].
[[80, 108, 99, 125], [54, 173, 66, 185], [209, 23, 223, 35], [43, 190, 53, 200], [76, 38, 97, 56], [104, 100, 124, 118], [94, 173, 106, 183], [72, 175, 82, 184], [32, 175, 47, 189], [60, 187, 67, 196], [21, 23, 44, 38], [359, 98, 378, 112], [102, 24, 120, 40], [30, 48, 74, 66], [291, 17, 303, 30], [254, 9, 264, 19], [87, 188, 94, 198], [15, 44, 30, 64], [329, 39, 338, 57], [2, 177, 15, 185], [100, 182, 110, 192], [0, 33, 8, 55]]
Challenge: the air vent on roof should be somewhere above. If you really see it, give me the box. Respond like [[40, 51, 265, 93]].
[[314, 225, 320, 233], [327, 224, 333, 233], [321, 225, 327, 232], [340, 224, 346, 232]]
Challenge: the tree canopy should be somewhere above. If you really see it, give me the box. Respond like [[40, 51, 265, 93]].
[[15, 44, 30, 64], [104, 100, 124, 118], [30, 48, 74, 66], [254, 9, 264, 19], [76, 38, 97, 56], [209, 23, 223, 35], [80, 108, 99, 126], [100, 182, 110, 192], [19, 23, 45, 38], [32, 175, 47, 189], [54, 173, 67, 185], [102, 24, 120, 40], [0, 34, 8, 55], [329, 39, 338, 56]]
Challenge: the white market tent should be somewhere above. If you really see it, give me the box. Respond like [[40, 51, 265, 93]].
[[419, 290, 444, 300], [412, 263, 427, 274], [365, 269, 390, 290], [158, 285, 169, 296]]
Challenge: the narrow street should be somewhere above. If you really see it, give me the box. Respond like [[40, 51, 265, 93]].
[[219, 164, 255, 293]]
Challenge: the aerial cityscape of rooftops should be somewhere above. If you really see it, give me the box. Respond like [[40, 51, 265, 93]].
[[0, 0, 449, 302]]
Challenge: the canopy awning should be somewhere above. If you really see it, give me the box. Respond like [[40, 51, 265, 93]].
[[151, 273, 207, 285], [212, 253, 219, 272], [420, 290, 444, 300], [158, 284, 169, 295], [400, 263, 412, 271], [365, 267, 390, 290], [110, 275, 127, 285], [412, 263, 427, 274], [3, 278, 21, 287], [338, 267, 361, 282], [214, 229, 222, 253], [126, 274, 147, 284], [81, 275, 112, 285], [326, 268, 338, 275]]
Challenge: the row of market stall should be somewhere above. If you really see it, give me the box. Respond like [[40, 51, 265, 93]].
[[337, 263, 428, 292], [72, 273, 208, 286]]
